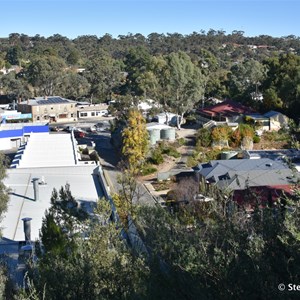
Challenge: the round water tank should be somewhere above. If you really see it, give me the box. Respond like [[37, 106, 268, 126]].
[[148, 129, 161, 145], [160, 128, 176, 141]]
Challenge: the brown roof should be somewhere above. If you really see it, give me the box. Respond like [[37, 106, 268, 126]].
[[197, 99, 256, 118]]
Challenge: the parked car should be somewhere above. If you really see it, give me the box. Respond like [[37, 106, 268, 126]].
[[74, 130, 85, 138]]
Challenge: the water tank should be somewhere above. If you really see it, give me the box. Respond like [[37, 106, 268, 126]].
[[160, 128, 176, 141], [148, 129, 160, 145], [221, 151, 238, 160]]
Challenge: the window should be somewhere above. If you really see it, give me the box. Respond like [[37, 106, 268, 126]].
[[80, 112, 88, 117], [91, 112, 95, 116], [36, 116, 40, 121], [71, 113, 74, 118]]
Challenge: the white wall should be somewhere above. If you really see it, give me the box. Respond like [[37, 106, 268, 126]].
[[0, 138, 13, 150]]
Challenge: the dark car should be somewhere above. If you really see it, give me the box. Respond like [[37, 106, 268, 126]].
[[74, 130, 85, 138]]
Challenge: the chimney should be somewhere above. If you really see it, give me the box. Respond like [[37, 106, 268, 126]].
[[22, 217, 32, 243], [32, 178, 39, 201]]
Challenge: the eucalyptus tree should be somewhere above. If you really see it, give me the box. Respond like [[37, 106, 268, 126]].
[[122, 46, 152, 96], [27, 55, 66, 96], [83, 50, 124, 103], [228, 58, 268, 101], [163, 51, 205, 128], [59, 71, 90, 100], [0, 72, 32, 100]]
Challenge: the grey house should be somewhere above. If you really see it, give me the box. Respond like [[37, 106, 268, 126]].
[[194, 158, 298, 191]]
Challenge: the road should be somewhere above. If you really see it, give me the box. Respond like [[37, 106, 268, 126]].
[[78, 131, 158, 206]]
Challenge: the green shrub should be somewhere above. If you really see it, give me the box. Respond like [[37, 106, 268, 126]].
[[158, 141, 181, 158], [163, 146, 181, 158], [141, 164, 157, 175], [186, 155, 198, 168], [177, 137, 186, 146], [149, 148, 164, 165], [196, 128, 212, 147], [253, 135, 261, 143]]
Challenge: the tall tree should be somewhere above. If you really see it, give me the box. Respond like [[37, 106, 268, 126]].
[[27, 55, 66, 96], [164, 51, 205, 128], [5, 45, 23, 66], [59, 72, 90, 100], [0, 72, 32, 100], [33, 196, 148, 300], [122, 109, 149, 173], [228, 59, 267, 101], [122, 46, 152, 96], [83, 51, 123, 102]]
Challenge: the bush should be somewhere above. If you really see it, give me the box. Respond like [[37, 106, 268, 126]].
[[157, 142, 181, 158], [253, 135, 261, 143], [141, 164, 157, 176], [149, 148, 164, 165], [177, 137, 185, 146], [196, 128, 212, 147], [163, 146, 181, 158]]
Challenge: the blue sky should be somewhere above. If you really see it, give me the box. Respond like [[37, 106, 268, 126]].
[[0, 0, 299, 39]]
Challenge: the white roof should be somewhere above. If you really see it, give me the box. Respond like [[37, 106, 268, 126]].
[[2, 165, 103, 241], [16, 133, 77, 168], [146, 122, 172, 130]]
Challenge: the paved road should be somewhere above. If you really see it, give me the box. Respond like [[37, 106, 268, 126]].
[[80, 132, 158, 206]]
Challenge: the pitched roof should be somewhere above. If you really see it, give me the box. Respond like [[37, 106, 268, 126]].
[[197, 99, 256, 118], [194, 158, 298, 190], [264, 110, 285, 118]]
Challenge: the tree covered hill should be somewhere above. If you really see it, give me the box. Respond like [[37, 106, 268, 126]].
[[1, 30, 300, 121]]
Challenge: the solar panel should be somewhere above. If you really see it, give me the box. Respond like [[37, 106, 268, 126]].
[[37, 97, 70, 105]]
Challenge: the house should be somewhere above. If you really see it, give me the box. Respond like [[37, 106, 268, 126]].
[[77, 103, 109, 119], [17, 96, 77, 123], [193, 158, 299, 207], [264, 111, 289, 131], [152, 112, 179, 126], [196, 99, 256, 126]]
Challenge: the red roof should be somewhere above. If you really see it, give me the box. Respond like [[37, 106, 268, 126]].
[[233, 185, 295, 208], [197, 100, 256, 118]]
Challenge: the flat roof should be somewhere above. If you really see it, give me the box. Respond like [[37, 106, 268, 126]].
[[19, 96, 76, 106], [15, 132, 77, 168], [2, 165, 103, 241]]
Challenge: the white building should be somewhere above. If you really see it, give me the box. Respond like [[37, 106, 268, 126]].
[[77, 103, 109, 119], [1, 132, 103, 242]]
